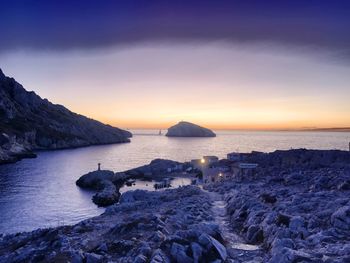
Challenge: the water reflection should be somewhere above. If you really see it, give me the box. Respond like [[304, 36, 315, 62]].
[[119, 177, 192, 194], [0, 130, 349, 234]]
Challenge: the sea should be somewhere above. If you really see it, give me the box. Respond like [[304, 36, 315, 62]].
[[0, 130, 349, 234]]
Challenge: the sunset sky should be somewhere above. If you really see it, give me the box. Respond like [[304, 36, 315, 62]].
[[1, 0, 350, 130]]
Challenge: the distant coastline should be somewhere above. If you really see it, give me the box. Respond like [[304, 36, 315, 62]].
[[277, 127, 350, 132], [128, 127, 350, 133], [301, 127, 350, 132]]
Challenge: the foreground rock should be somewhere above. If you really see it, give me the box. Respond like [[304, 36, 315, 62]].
[[206, 149, 350, 262], [166, 121, 216, 137], [76, 170, 129, 206], [76, 159, 189, 206], [1, 149, 349, 262], [0, 186, 229, 263], [0, 68, 132, 164], [0, 134, 36, 163]]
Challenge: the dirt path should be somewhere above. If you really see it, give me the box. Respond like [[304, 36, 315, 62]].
[[206, 190, 265, 262]]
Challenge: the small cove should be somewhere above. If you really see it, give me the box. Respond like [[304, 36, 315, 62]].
[[0, 130, 349, 234]]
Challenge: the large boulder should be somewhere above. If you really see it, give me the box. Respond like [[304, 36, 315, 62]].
[[268, 248, 318, 263], [331, 205, 350, 233], [170, 242, 193, 263], [150, 249, 170, 263], [246, 225, 264, 244], [76, 170, 126, 189], [76, 170, 125, 206], [92, 180, 120, 207], [198, 233, 227, 261], [166, 121, 216, 137]]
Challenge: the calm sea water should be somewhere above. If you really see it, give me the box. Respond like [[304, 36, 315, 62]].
[[0, 130, 349, 234]]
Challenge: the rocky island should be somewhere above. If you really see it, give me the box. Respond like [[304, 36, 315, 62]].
[[0, 69, 132, 164], [166, 121, 216, 137], [1, 149, 349, 262]]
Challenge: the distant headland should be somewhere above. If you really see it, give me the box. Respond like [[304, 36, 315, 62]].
[[0, 69, 132, 164]]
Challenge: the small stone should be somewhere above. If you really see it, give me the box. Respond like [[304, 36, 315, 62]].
[[150, 249, 170, 263], [170, 242, 193, 263], [246, 225, 264, 244], [191, 242, 203, 263], [85, 253, 103, 263], [134, 254, 148, 263], [331, 206, 350, 232], [260, 193, 277, 204]]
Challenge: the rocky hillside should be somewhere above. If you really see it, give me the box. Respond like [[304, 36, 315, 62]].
[[0, 149, 349, 262], [0, 68, 132, 164], [166, 121, 216, 137]]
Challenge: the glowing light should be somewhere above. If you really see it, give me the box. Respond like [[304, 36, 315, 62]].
[[200, 158, 205, 164], [219, 173, 223, 177]]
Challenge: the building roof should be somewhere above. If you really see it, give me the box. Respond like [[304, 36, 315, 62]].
[[203, 155, 219, 159], [227, 152, 240, 155], [238, 163, 258, 169]]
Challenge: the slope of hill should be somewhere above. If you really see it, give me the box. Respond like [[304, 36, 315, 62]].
[[0, 69, 132, 164]]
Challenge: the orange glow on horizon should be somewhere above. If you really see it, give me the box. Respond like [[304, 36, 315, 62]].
[[77, 97, 350, 131], [97, 118, 350, 131], [3, 44, 349, 131]]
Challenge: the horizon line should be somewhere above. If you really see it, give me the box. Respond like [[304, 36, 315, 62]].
[[123, 126, 350, 132]]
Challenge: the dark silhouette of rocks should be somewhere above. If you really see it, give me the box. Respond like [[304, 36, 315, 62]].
[[206, 149, 350, 262], [1, 149, 350, 262], [76, 159, 188, 206], [0, 68, 132, 164], [76, 170, 128, 207], [0, 186, 226, 262], [125, 158, 184, 178], [166, 121, 216, 137]]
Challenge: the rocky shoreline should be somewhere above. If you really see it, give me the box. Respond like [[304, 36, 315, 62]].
[[0, 149, 350, 262], [76, 159, 191, 207], [206, 149, 350, 262]]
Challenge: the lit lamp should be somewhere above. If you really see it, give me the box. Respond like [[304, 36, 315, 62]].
[[200, 158, 205, 164]]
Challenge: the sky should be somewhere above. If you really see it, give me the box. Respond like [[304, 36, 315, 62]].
[[1, 0, 350, 130]]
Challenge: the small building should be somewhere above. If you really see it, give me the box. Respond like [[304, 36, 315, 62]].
[[190, 159, 206, 170], [227, 152, 241, 161], [231, 162, 259, 181], [202, 166, 237, 184], [238, 163, 258, 169], [210, 159, 232, 172], [190, 156, 218, 170], [203, 156, 219, 164], [202, 168, 223, 183]]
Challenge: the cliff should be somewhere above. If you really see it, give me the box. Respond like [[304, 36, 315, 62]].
[[166, 121, 216, 137], [0, 68, 132, 164]]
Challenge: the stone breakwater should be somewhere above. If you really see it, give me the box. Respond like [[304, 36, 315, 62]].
[[0, 149, 349, 262]]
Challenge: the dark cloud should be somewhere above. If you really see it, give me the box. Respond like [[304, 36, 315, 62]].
[[1, 0, 350, 59]]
